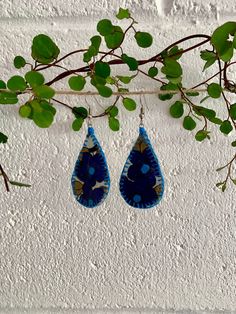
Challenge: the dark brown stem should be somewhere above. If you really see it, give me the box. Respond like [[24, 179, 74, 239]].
[[0, 164, 10, 192], [45, 34, 212, 87]]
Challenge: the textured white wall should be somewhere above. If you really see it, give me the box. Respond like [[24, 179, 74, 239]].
[[0, 0, 236, 313]]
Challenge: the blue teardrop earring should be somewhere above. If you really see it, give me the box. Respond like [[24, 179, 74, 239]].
[[119, 103, 164, 209], [71, 110, 110, 208]]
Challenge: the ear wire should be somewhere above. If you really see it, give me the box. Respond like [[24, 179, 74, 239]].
[[139, 95, 145, 127]]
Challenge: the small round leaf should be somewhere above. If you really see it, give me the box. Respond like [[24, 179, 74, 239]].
[[135, 32, 153, 48], [122, 98, 136, 111], [97, 19, 113, 36], [7, 76, 27, 92], [72, 107, 88, 119], [169, 101, 184, 118], [33, 111, 54, 128], [108, 117, 120, 131], [19, 104, 31, 118], [33, 85, 55, 99], [72, 117, 84, 131], [25, 71, 45, 88], [96, 85, 113, 98], [94, 61, 111, 78], [229, 103, 236, 120], [68, 76, 86, 91], [220, 120, 233, 134], [207, 83, 222, 98], [183, 116, 196, 131], [148, 66, 158, 77], [14, 56, 26, 69]]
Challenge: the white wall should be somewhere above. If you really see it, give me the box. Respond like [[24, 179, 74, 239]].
[[0, 0, 236, 313]]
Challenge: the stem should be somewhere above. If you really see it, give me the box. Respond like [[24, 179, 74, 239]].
[[45, 34, 212, 87], [0, 164, 10, 192]]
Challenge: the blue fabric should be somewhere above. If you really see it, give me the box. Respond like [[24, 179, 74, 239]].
[[119, 127, 164, 209], [71, 127, 110, 208]]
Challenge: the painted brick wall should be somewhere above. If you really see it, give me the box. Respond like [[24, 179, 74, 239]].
[[0, 0, 236, 313]]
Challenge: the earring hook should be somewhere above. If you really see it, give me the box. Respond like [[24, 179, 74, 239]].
[[139, 96, 145, 127], [88, 106, 92, 127]]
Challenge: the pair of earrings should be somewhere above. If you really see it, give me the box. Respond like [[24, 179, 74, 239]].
[[71, 105, 164, 209]]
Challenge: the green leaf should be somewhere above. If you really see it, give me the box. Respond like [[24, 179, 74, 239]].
[[116, 8, 130, 19], [203, 58, 217, 71], [220, 120, 233, 134], [116, 75, 134, 84], [72, 117, 84, 131], [108, 116, 120, 131], [32, 34, 60, 64], [222, 183, 227, 192], [106, 76, 116, 85], [83, 51, 92, 63], [118, 87, 129, 93], [158, 83, 178, 101], [33, 110, 54, 128], [25, 71, 45, 88], [19, 104, 32, 118], [0, 80, 6, 89], [233, 32, 236, 48], [169, 101, 184, 118], [231, 178, 236, 185], [105, 106, 118, 117], [97, 19, 113, 36], [72, 107, 88, 119], [14, 56, 26, 69], [229, 103, 236, 119], [200, 96, 210, 103], [207, 116, 222, 125], [96, 85, 113, 97], [33, 85, 55, 99], [135, 31, 153, 48], [0, 91, 18, 104], [161, 57, 182, 78], [122, 97, 136, 111], [186, 91, 199, 97], [220, 43, 234, 62], [94, 61, 111, 78], [216, 182, 224, 187], [91, 75, 106, 87], [148, 66, 158, 78], [231, 140, 236, 147], [7, 75, 27, 92], [207, 83, 222, 98], [183, 116, 196, 131], [105, 26, 124, 49], [68, 75, 86, 91], [168, 45, 183, 60], [195, 130, 210, 142], [193, 106, 216, 119], [200, 50, 216, 61], [9, 180, 31, 187], [211, 22, 236, 60], [200, 50, 217, 71], [40, 100, 56, 116], [121, 54, 138, 71], [0, 132, 8, 144], [90, 35, 102, 56]]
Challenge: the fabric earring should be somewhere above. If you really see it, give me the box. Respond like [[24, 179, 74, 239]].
[[119, 105, 164, 209], [71, 112, 110, 208]]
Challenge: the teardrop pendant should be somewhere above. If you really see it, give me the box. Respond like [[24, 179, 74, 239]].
[[71, 126, 110, 208], [119, 127, 164, 209]]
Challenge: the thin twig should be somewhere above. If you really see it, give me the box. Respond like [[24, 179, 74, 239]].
[[0, 164, 10, 192]]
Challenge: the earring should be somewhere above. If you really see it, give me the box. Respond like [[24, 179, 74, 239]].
[[119, 104, 164, 209], [71, 111, 110, 208]]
